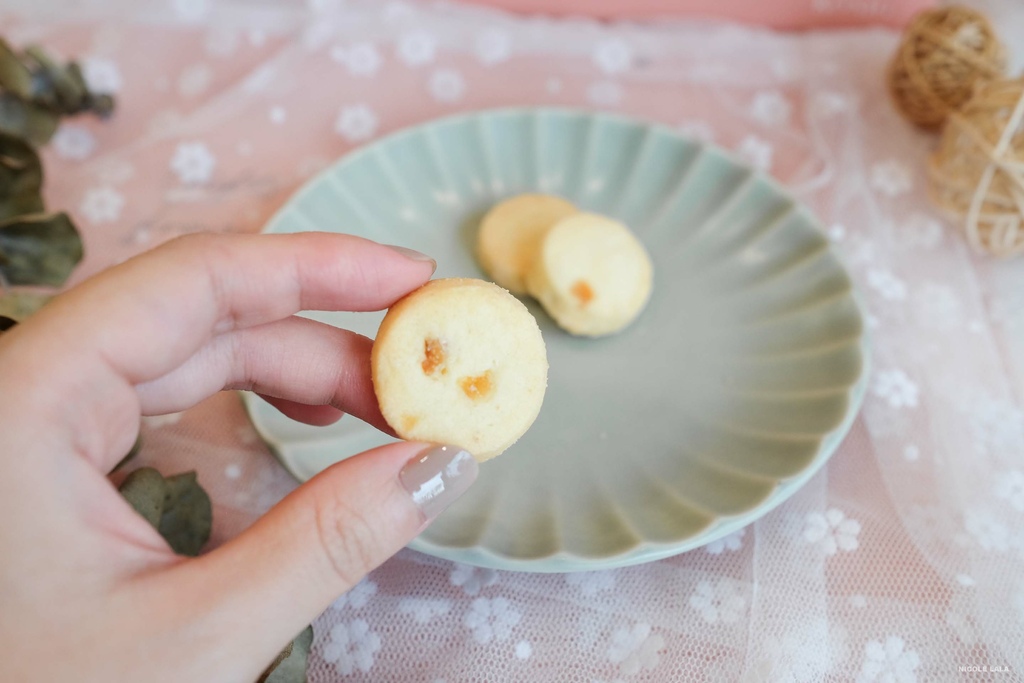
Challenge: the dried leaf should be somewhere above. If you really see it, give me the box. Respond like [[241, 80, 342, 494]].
[[0, 94, 60, 146], [0, 212, 83, 286], [85, 92, 115, 119], [0, 38, 32, 99], [0, 193, 43, 222], [158, 471, 212, 557], [257, 642, 294, 683], [117, 468, 213, 556], [0, 39, 115, 140], [118, 468, 169, 529], [260, 626, 313, 683], [0, 131, 43, 198], [24, 46, 86, 113], [0, 290, 51, 321]]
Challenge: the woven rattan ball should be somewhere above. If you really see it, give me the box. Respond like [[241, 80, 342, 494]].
[[929, 77, 1024, 257], [888, 6, 1005, 129]]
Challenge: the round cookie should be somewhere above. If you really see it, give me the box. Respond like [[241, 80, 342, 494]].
[[476, 193, 577, 294], [372, 278, 548, 461], [525, 212, 653, 337]]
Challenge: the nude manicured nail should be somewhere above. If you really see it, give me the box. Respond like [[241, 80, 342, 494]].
[[386, 244, 436, 267], [400, 445, 478, 520]]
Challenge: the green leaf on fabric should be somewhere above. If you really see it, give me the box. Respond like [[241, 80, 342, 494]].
[[117, 468, 169, 529], [0, 94, 60, 146], [0, 38, 116, 124], [0, 130, 42, 197], [158, 471, 213, 557], [0, 38, 33, 99], [259, 626, 313, 683], [117, 468, 213, 557], [0, 290, 52, 321], [0, 212, 83, 286]]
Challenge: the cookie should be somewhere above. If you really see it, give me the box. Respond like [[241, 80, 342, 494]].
[[476, 193, 577, 294], [525, 212, 653, 337], [371, 278, 548, 461]]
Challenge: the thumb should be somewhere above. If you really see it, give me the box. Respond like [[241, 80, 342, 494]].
[[163, 441, 477, 678]]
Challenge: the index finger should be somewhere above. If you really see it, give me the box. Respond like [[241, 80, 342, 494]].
[[40, 232, 435, 384], [0, 232, 434, 462]]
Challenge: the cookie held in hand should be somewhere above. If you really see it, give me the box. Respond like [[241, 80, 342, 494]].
[[371, 278, 548, 461]]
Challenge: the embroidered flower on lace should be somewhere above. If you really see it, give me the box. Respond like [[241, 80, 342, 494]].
[[607, 622, 665, 676], [706, 528, 746, 555], [872, 370, 919, 409], [335, 103, 379, 142], [867, 270, 907, 301], [463, 597, 521, 645], [810, 90, 851, 117], [398, 597, 452, 624], [969, 397, 1024, 456], [565, 570, 615, 596], [429, 68, 465, 103], [689, 579, 747, 624], [330, 579, 377, 611], [964, 507, 1011, 552], [856, 636, 920, 683], [995, 471, 1024, 512], [912, 283, 963, 331], [82, 57, 122, 93], [79, 187, 125, 224], [755, 618, 845, 683], [170, 141, 216, 184], [322, 620, 382, 675], [592, 39, 631, 74], [450, 563, 498, 596], [475, 29, 511, 65], [335, 42, 382, 77], [899, 213, 944, 249], [53, 125, 97, 160], [870, 160, 913, 198], [736, 135, 773, 171], [397, 30, 436, 66], [750, 91, 792, 126], [802, 508, 861, 555]]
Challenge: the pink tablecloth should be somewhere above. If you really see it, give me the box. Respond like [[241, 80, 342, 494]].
[[5, 0, 1024, 680]]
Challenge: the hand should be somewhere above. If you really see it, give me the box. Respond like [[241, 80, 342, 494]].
[[0, 232, 478, 682]]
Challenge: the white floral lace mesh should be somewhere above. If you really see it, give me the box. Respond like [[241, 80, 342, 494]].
[[4, 0, 1024, 679]]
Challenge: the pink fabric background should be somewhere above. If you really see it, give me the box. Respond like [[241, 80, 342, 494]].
[[449, 0, 936, 29]]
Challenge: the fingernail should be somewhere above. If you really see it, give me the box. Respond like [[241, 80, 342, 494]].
[[386, 245, 437, 270], [400, 445, 478, 521]]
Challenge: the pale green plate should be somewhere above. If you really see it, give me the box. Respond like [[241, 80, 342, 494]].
[[242, 108, 869, 572]]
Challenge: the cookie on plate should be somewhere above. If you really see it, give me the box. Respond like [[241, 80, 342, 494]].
[[372, 278, 548, 461], [476, 193, 577, 294], [525, 212, 653, 337]]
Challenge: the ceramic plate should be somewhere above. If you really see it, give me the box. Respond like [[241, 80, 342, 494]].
[[243, 108, 869, 572]]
